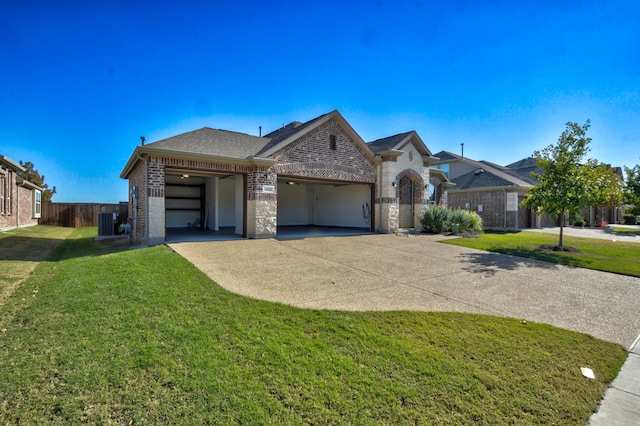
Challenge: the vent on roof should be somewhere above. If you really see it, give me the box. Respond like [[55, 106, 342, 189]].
[[474, 168, 484, 175]]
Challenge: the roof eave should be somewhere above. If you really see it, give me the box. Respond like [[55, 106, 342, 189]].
[[121, 146, 278, 179], [17, 176, 43, 191], [0, 155, 26, 172], [448, 185, 530, 193]]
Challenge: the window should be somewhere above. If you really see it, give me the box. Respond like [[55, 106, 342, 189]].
[[0, 174, 4, 214], [329, 135, 337, 151], [33, 190, 41, 218], [428, 184, 436, 204], [437, 163, 450, 178], [6, 172, 11, 215]]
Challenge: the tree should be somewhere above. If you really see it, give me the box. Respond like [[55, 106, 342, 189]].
[[624, 163, 640, 217], [521, 120, 620, 249], [584, 162, 624, 224], [17, 160, 57, 201]]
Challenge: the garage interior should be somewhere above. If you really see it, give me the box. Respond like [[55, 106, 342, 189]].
[[164, 173, 373, 242]]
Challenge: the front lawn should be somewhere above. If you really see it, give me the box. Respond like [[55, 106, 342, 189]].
[[443, 231, 640, 277], [0, 227, 627, 424]]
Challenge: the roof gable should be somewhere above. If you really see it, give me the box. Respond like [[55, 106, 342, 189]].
[[256, 110, 375, 161], [368, 131, 434, 158]]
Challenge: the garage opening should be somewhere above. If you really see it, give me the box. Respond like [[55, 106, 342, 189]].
[[276, 178, 373, 238], [165, 173, 244, 242]]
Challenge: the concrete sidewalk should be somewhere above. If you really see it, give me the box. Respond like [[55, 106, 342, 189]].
[[589, 338, 640, 425], [170, 233, 640, 425], [529, 226, 640, 424]]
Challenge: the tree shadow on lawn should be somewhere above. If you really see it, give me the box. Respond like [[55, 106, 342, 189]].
[[456, 249, 565, 277]]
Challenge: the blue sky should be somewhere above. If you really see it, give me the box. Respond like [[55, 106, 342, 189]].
[[1, 0, 638, 203]]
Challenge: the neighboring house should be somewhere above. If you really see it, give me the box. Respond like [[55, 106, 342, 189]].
[[580, 165, 624, 225], [432, 151, 557, 230], [120, 110, 449, 245], [0, 154, 42, 230]]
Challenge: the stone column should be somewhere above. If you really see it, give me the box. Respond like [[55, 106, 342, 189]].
[[245, 167, 277, 239], [376, 156, 399, 233]]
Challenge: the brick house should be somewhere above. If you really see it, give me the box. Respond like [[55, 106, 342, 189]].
[[432, 152, 557, 230], [0, 154, 42, 230], [120, 110, 448, 245]]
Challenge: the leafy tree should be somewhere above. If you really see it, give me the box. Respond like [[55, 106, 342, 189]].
[[17, 160, 57, 201], [624, 164, 640, 216], [584, 163, 624, 224], [521, 120, 620, 249]]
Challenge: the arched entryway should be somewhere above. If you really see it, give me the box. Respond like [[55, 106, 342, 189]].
[[397, 170, 424, 228]]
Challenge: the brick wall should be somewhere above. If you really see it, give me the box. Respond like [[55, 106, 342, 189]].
[[128, 162, 147, 243], [272, 118, 377, 183], [448, 189, 521, 230], [0, 170, 38, 230]]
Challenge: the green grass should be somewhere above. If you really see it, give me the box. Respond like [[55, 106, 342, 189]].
[[443, 231, 640, 277], [612, 227, 640, 236], [0, 226, 74, 306], [0, 227, 627, 424]]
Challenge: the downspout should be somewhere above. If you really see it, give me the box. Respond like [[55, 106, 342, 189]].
[[504, 187, 507, 231]]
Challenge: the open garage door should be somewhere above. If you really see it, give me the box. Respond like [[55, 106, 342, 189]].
[[277, 178, 373, 235], [165, 173, 244, 241]]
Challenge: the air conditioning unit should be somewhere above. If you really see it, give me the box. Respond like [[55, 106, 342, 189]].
[[98, 212, 116, 236]]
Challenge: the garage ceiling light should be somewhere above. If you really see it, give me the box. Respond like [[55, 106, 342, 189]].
[[181, 174, 190, 179], [287, 181, 295, 185]]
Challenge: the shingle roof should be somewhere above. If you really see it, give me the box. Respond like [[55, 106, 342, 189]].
[[256, 113, 330, 156], [506, 157, 538, 169], [451, 168, 521, 190], [431, 151, 460, 162], [367, 132, 414, 153], [146, 127, 270, 158], [435, 151, 533, 190]]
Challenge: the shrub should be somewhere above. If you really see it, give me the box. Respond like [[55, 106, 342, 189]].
[[467, 210, 483, 234], [421, 207, 483, 234], [572, 216, 586, 227], [623, 215, 637, 225], [421, 205, 450, 233], [449, 209, 471, 232]]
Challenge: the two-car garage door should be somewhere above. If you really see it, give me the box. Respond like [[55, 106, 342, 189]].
[[277, 179, 372, 230]]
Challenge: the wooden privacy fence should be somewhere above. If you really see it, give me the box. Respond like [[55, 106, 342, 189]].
[[39, 202, 129, 228]]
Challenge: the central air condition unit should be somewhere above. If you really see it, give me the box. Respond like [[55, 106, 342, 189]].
[[98, 212, 116, 236]]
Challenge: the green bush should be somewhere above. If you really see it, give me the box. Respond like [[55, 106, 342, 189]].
[[449, 209, 471, 232], [623, 214, 637, 225], [572, 216, 587, 227], [421, 205, 450, 233], [466, 210, 483, 233], [421, 207, 483, 234]]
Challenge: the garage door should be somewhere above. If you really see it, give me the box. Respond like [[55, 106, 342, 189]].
[[277, 179, 372, 229]]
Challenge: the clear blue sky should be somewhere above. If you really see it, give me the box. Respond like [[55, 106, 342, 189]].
[[1, 0, 638, 203]]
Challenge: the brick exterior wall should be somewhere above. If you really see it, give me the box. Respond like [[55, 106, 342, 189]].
[[0, 169, 38, 230], [127, 162, 148, 243], [448, 189, 520, 230], [272, 118, 377, 183]]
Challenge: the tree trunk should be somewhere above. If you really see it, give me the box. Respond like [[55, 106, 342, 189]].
[[559, 211, 565, 248]]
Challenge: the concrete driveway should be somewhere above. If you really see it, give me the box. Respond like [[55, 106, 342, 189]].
[[170, 233, 640, 348]]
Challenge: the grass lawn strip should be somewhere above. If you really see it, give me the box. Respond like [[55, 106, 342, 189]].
[[0, 226, 75, 338], [0, 227, 627, 424], [443, 231, 640, 277]]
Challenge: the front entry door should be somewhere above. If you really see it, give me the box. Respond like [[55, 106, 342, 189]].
[[398, 176, 415, 228]]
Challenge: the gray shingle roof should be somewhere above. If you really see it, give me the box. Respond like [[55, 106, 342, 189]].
[[146, 127, 270, 158], [431, 151, 459, 162], [506, 157, 538, 169], [367, 132, 414, 153], [451, 169, 520, 190], [256, 113, 330, 156]]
